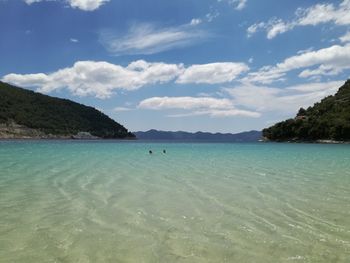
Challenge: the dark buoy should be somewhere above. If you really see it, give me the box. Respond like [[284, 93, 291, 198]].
[[149, 150, 153, 154]]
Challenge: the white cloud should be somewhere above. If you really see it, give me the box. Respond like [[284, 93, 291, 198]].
[[100, 22, 208, 55], [247, 22, 265, 38], [234, 0, 247, 10], [242, 67, 285, 84], [190, 18, 202, 26], [247, 19, 294, 39], [297, 47, 314, 55], [139, 96, 233, 110], [2, 60, 183, 99], [225, 80, 342, 114], [138, 81, 342, 119], [24, 0, 42, 4], [68, 0, 109, 11], [265, 19, 294, 39], [176, 62, 249, 84], [168, 109, 260, 118], [2, 73, 49, 87], [299, 65, 343, 78], [202, 108, 259, 117], [278, 44, 350, 72], [2, 60, 250, 98], [297, 1, 350, 26], [244, 44, 350, 83], [218, 0, 247, 10], [24, 0, 109, 11], [225, 85, 282, 112], [340, 31, 350, 43], [247, 0, 350, 39], [138, 96, 260, 118], [206, 11, 220, 22], [114, 107, 132, 112]]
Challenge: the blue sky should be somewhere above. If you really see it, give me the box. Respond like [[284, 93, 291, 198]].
[[1, 0, 350, 132]]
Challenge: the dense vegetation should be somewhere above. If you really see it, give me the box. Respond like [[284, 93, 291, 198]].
[[0, 81, 134, 138], [263, 80, 350, 141]]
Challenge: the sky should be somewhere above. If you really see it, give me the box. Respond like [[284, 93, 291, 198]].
[[1, 0, 350, 133]]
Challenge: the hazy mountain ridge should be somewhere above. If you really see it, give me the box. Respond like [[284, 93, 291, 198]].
[[134, 129, 262, 142]]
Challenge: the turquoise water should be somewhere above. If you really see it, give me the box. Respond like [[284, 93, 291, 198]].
[[0, 141, 350, 262]]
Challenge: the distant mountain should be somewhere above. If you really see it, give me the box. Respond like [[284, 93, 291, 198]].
[[0, 81, 135, 139], [263, 79, 350, 142], [134, 129, 262, 142]]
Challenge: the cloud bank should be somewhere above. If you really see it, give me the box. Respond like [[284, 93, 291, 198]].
[[225, 81, 343, 114], [138, 96, 260, 118], [2, 60, 248, 98], [244, 44, 350, 83], [247, 0, 350, 39], [137, 80, 342, 119], [176, 62, 249, 84], [2, 61, 183, 99], [24, 0, 110, 11]]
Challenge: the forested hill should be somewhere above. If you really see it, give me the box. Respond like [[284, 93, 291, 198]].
[[263, 80, 350, 142], [0, 81, 134, 139]]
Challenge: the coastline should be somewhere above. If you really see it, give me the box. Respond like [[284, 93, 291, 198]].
[[262, 138, 350, 144], [1, 138, 349, 144], [0, 135, 137, 141], [0, 123, 135, 140]]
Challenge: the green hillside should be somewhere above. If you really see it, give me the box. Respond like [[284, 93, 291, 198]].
[[263, 80, 350, 142], [0, 81, 134, 139]]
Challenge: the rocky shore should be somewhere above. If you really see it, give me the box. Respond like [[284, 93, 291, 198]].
[[0, 122, 99, 140]]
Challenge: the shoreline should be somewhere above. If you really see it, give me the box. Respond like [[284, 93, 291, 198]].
[[262, 138, 350, 144], [1, 138, 350, 144], [0, 137, 137, 141], [0, 125, 135, 140]]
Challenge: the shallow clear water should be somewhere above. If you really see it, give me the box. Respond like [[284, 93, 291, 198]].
[[0, 141, 350, 262]]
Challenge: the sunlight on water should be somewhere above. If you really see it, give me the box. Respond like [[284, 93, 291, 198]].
[[0, 141, 350, 262]]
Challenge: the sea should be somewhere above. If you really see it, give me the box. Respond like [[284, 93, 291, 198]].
[[0, 141, 350, 262]]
